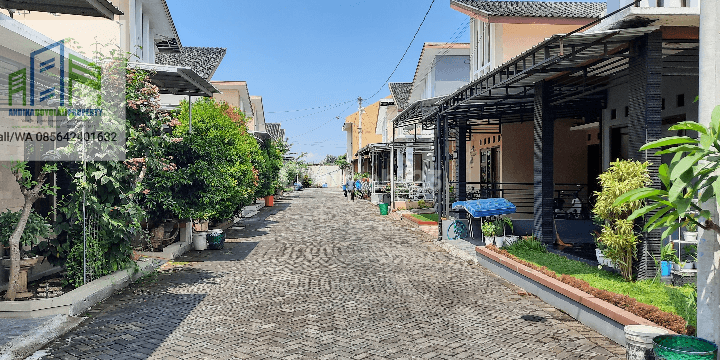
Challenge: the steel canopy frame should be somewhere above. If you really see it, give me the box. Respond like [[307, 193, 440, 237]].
[[439, 27, 661, 126], [0, 0, 123, 19], [127, 62, 218, 97], [430, 26, 663, 238]]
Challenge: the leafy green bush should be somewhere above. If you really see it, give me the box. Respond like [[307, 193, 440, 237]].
[[593, 160, 651, 280], [41, 66, 151, 288], [257, 140, 284, 197], [504, 235, 546, 253], [140, 98, 260, 222], [301, 175, 312, 188], [279, 160, 306, 186], [0, 209, 51, 250], [661, 242, 679, 263]]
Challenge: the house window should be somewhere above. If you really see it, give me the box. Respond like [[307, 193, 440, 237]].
[[677, 94, 685, 107], [610, 109, 617, 120], [475, 20, 491, 74], [662, 98, 666, 110], [480, 147, 499, 184], [624, 106, 629, 117], [610, 126, 629, 161]]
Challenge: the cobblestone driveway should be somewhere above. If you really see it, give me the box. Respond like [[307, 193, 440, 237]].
[[40, 189, 625, 359]]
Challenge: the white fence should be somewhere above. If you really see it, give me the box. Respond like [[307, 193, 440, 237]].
[[306, 165, 344, 188]]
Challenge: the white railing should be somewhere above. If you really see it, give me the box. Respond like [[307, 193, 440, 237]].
[[393, 182, 435, 201], [609, 0, 696, 11]]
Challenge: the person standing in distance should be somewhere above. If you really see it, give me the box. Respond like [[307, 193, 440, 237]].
[[346, 176, 355, 201]]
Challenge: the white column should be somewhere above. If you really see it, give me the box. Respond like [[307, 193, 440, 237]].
[[142, 15, 150, 63], [133, 0, 143, 61], [397, 149, 404, 181], [405, 147, 414, 182], [697, 0, 720, 346], [390, 146, 395, 208]]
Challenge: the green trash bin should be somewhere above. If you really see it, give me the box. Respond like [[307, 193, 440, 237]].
[[378, 203, 389, 215], [206, 230, 225, 250], [653, 335, 718, 360]]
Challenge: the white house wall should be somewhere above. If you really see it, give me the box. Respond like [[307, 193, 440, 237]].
[[601, 74, 699, 170], [434, 55, 470, 97]]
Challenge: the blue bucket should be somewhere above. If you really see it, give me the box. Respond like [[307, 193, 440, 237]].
[[661, 261, 671, 277], [342, 185, 347, 191]]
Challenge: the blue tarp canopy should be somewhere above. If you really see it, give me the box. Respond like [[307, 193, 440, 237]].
[[452, 198, 516, 218]]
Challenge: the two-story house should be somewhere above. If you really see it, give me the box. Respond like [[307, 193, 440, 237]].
[[391, 42, 470, 195]]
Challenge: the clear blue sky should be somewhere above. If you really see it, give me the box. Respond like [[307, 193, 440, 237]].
[[167, 0, 603, 163]]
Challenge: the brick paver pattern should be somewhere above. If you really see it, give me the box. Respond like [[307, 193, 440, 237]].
[[40, 189, 625, 359]]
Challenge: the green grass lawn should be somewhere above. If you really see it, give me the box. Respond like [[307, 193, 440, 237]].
[[504, 246, 697, 328], [410, 213, 439, 223]]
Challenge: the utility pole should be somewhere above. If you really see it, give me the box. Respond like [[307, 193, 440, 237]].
[[697, 0, 720, 348], [357, 97, 363, 151]]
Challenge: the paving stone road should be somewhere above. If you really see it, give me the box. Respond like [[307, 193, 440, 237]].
[[38, 189, 625, 359]]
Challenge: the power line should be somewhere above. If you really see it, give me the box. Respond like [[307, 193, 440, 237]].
[[364, 0, 436, 102], [290, 104, 354, 139], [271, 101, 352, 123], [266, 99, 355, 114]]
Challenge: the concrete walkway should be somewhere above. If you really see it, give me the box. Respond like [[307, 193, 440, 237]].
[[35, 189, 625, 359]]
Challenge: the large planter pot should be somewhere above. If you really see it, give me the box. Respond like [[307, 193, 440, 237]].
[[682, 262, 695, 270], [504, 235, 519, 247], [660, 261, 672, 276], [482, 235, 494, 246], [264, 195, 274, 207], [2, 256, 45, 297], [672, 262, 680, 271], [684, 231, 698, 243], [494, 236, 505, 248]]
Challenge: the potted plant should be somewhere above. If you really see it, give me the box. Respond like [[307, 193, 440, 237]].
[[684, 244, 697, 270], [492, 216, 514, 248], [684, 218, 698, 243], [481, 221, 496, 246], [660, 242, 678, 276], [594, 235, 609, 267]]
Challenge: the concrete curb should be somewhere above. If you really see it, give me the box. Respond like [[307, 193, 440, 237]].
[[0, 257, 164, 318], [401, 213, 438, 226], [0, 315, 83, 360], [137, 239, 192, 261], [475, 246, 673, 346]]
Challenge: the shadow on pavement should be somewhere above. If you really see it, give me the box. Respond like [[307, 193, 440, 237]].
[[42, 267, 216, 359], [177, 241, 258, 262]]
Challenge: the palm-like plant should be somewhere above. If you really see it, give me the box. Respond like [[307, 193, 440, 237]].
[[615, 105, 720, 239]]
